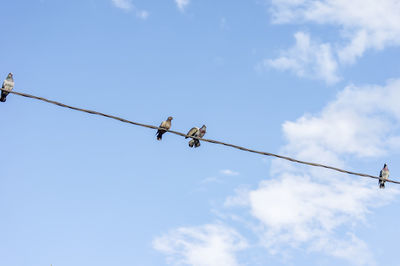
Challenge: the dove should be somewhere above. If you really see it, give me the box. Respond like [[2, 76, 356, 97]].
[[1, 73, 14, 102], [186, 125, 206, 148], [156, 116, 173, 140], [379, 163, 389, 189]]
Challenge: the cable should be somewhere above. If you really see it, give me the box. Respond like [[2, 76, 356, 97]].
[[5, 89, 399, 185]]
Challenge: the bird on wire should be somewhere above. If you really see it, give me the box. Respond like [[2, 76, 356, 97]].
[[1, 73, 14, 102], [2, 87, 399, 186], [156, 116, 173, 140], [186, 125, 206, 148], [379, 163, 390, 189]]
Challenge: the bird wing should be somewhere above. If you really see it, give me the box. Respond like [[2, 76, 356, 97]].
[[160, 121, 167, 128], [380, 169, 390, 180], [160, 120, 171, 130], [186, 127, 199, 138], [384, 170, 389, 179], [3, 79, 13, 90]]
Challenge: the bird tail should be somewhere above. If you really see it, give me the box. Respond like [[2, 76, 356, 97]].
[[189, 139, 194, 147], [0, 92, 6, 102], [156, 130, 165, 141], [194, 139, 201, 148], [379, 180, 385, 189]]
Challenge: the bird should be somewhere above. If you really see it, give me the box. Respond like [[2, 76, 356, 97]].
[[1, 73, 14, 102], [379, 163, 389, 189], [186, 125, 206, 148], [156, 116, 173, 140]]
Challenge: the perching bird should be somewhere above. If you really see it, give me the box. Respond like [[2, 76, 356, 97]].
[[186, 125, 206, 148], [1, 73, 14, 102], [379, 163, 389, 189], [156, 116, 173, 140]]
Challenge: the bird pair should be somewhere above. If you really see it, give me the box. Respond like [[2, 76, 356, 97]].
[[156, 117, 207, 148], [1, 73, 14, 102]]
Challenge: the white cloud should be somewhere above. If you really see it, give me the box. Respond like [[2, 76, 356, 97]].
[[153, 224, 247, 266], [220, 169, 240, 176], [337, 30, 368, 64], [283, 79, 400, 158], [310, 233, 374, 266], [200, 170, 240, 184], [266, 32, 339, 84], [227, 79, 400, 264], [269, 0, 400, 52], [112, 0, 133, 10], [224, 188, 250, 208], [135, 10, 149, 19], [266, 0, 400, 82], [111, 0, 149, 19], [247, 176, 383, 265], [175, 0, 190, 12]]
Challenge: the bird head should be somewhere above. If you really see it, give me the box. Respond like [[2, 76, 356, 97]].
[[7, 73, 13, 79], [384, 163, 388, 168], [168, 116, 173, 121], [201, 125, 206, 129]]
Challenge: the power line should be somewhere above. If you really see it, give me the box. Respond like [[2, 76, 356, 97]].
[[6, 89, 399, 185]]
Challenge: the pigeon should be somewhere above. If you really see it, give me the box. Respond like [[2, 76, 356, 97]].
[[1, 73, 14, 102], [156, 116, 173, 140], [186, 125, 206, 148], [379, 163, 389, 189]]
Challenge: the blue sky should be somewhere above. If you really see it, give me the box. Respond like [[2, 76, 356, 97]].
[[1, 0, 400, 265]]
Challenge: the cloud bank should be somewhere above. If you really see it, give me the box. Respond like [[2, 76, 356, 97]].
[[228, 79, 400, 264], [266, 0, 400, 83]]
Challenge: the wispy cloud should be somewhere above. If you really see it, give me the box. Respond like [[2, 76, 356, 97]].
[[135, 10, 149, 19], [266, 0, 400, 83], [153, 224, 247, 266], [201, 170, 240, 184], [201, 177, 222, 184], [265, 31, 339, 84], [112, 0, 133, 10], [270, 0, 400, 60], [175, 0, 190, 12], [220, 169, 240, 176], [220, 17, 229, 30], [111, 0, 149, 19]]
